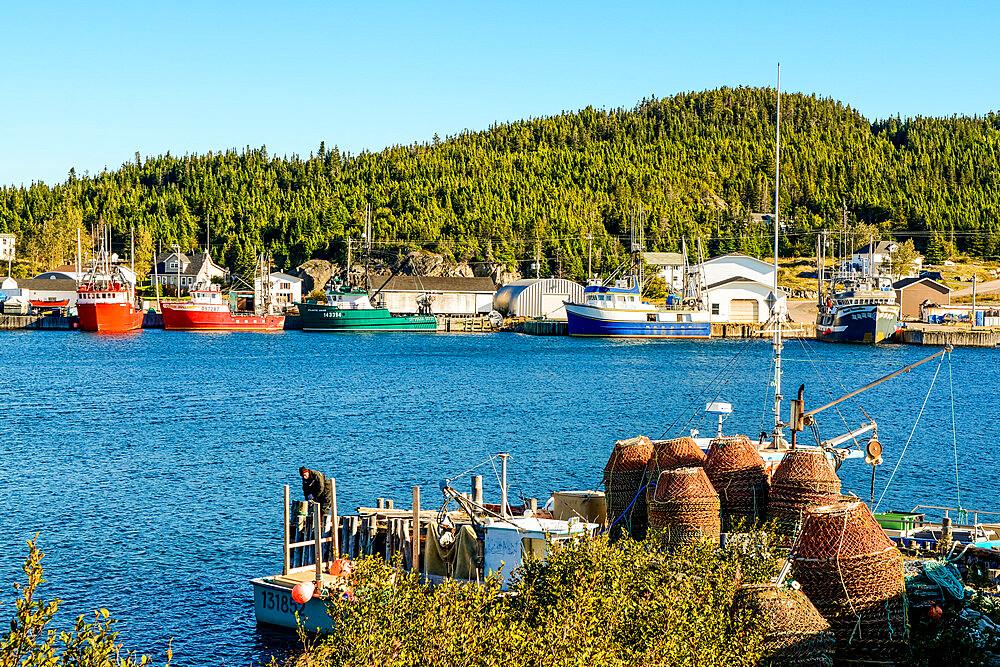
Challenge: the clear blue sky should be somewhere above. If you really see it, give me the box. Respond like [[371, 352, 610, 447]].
[[2, 1, 997, 187]]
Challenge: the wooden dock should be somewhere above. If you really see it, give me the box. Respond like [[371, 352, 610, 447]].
[[900, 327, 999, 348], [0, 314, 75, 330], [440, 315, 497, 332], [522, 319, 568, 336]]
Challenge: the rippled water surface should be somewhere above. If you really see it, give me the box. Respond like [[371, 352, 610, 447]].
[[0, 330, 996, 664]]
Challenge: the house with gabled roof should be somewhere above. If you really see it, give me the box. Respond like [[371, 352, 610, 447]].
[[693, 253, 786, 323], [150, 252, 227, 290]]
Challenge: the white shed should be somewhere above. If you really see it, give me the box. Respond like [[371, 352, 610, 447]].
[[268, 272, 303, 306], [695, 254, 784, 324], [492, 279, 584, 320], [371, 274, 496, 315]]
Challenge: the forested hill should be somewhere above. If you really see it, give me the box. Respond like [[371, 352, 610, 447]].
[[3, 87, 1000, 279]]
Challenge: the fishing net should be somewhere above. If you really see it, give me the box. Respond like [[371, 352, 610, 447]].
[[790, 501, 909, 663], [647, 467, 720, 546], [731, 583, 834, 667], [704, 435, 768, 531], [603, 436, 654, 541], [644, 437, 705, 482], [768, 450, 842, 538]]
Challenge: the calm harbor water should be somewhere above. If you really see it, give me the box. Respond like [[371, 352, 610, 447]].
[[0, 330, 996, 665]]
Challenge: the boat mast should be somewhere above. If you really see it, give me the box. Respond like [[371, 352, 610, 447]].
[[772, 63, 783, 439]]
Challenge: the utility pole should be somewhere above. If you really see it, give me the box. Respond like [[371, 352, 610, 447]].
[[346, 237, 352, 286], [587, 234, 593, 279], [972, 274, 978, 329]]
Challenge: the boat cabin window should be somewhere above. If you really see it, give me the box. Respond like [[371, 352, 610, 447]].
[[629, 296, 635, 302], [647, 313, 656, 322], [711, 303, 720, 315], [521, 537, 547, 560]]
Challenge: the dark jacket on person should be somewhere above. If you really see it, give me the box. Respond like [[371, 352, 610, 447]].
[[302, 469, 334, 507]]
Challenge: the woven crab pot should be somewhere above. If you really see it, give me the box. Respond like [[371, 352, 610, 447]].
[[647, 467, 720, 546], [768, 450, 842, 538], [790, 502, 908, 663], [704, 435, 768, 532], [644, 437, 706, 483], [603, 435, 654, 541], [731, 583, 834, 667]]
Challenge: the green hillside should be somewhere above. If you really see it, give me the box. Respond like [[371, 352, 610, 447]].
[[3, 87, 999, 279]]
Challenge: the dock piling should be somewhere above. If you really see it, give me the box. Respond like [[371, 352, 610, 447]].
[[283, 485, 291, 575], [412, 486, 421, 572], [473, 476, 483, 505], [313, 503, 323, 583], [331, 478, 340, 557]]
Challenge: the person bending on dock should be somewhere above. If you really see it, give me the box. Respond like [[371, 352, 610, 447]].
[[299, 467, 334, 514]]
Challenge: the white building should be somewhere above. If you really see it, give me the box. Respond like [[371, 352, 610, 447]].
[[3, 277, 79, 307], [849, 241, 922, 278], [694, 253, 786, 323], [265, 272, 303, 307], [373, 274, 496, 316], [492, 278, 585, 320], [35, 265, 137, 288], [642, 252, 686, 292], [0, 233, 15, 262]]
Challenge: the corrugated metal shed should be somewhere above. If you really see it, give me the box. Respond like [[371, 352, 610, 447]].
[[492, 279, 584, 320]]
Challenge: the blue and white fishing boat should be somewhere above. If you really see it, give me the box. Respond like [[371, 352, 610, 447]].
[[564, 276, 711, 338]]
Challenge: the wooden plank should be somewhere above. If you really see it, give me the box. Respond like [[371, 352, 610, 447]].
[[313, 503, 323, 582], [283, 485, 291, 576], [331, 478, 340, 557]]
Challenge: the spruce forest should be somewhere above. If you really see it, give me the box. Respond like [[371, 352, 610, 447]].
[[2, 86, 998, 280]]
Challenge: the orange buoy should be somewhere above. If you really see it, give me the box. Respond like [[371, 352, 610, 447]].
[[329, 558, 353, 577], [291, 581, 315, 604], [928, 605, 943, 621]]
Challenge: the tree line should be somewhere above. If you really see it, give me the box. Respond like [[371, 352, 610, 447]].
[[2, 86, 999, 280]]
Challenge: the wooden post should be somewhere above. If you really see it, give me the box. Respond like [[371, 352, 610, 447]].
[[377, 498, 385, 509], [283, 485, 291, 575], [313, 503, 323, 583], [473, 475, 483, 505], [412, 486, 420, 573], [528, 498, 538, 512], [387, 499, 394, 510], [331, 478, 340, 558]]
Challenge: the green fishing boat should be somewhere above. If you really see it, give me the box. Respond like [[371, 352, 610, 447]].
[[296, 282, 437, 332]]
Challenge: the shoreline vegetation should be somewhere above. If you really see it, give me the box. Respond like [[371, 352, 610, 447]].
[[7, 533, 1000, 666], [3, 88, 1000, 282]]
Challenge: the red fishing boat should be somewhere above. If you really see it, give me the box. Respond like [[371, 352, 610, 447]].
[[76, 277, 143, 332], [161, 285, 284, 331]]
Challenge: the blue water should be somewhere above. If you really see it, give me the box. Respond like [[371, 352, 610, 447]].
[[0, 330, 995, 665]]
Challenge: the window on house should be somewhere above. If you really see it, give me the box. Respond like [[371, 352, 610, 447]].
[[711, 303, 720, 315], [280, 282, 290, 289]]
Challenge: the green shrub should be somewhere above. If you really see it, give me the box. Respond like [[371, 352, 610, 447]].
[[1, 537, 171, 667], [301, 535, 765, 667]]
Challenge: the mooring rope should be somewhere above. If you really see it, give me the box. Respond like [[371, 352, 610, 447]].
[[874, 352, 945, 512]]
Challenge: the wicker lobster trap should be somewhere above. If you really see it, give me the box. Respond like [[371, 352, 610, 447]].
[[731, 583, 834, 667], [790, 501, 908, 663], [768, 449, 842, 538], [704, 434, 768, 532], [646, 466, 720, 546], [603, 435, 654, 541], [645, 436, 706, 483]]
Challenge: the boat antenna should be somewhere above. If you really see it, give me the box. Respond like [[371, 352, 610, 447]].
[[772, 63, 783, 440]]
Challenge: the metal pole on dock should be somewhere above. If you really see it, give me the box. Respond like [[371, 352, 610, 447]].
[[331, 478, 339, 557], [500, 453, 510, 518], [412, 486, 420, 572], [283, 485, 291, 576], [313, 503, 323, 583]]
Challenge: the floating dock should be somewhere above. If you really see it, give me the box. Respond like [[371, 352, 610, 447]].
[[0, 314, 75, 330]]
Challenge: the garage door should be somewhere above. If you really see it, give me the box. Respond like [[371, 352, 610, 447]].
[[729, 299, 759, 323], [541, 293, 568, 320]]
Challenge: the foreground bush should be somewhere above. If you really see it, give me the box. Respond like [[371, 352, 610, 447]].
[[299, 534, 769, 667], [1, 538, 170, 667]]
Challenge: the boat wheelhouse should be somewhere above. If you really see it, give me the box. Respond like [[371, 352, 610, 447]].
[[816, 274, 900, 344]]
